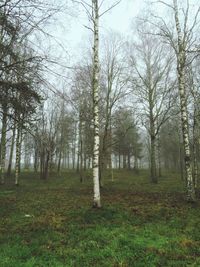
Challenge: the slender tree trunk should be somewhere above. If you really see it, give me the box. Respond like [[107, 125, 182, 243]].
[[100, 101, 111, 185], [72, 146, 75, 169], [34, 147, 38, 173], [40, 154, 43, 179], [99, 136, 107, 187], [88, 157, 91, 169], [118, 151, 121, 169], [178, 129, 184, 180], [127, 151, 131, 170], [178, 71, 195, 200], [67, 150, 70, 169], [114, 155, 117, 169], [78, 118, 83, 182], [149, 104, 157, 183], [123, 154, 126, 169], [84, 150, 87, 171], [193, 146, 198, 189], [173, 0, 195, 201], [193, 107, 198, 190], [92, 0, 101, 208], [72, 148, 75, 169], [18, 128, 23, 174], [0, 104, 8, 184], [49, 147, 54, 173], [72, 123, 77, 170], [99, 156, 104, 187], [80, 133, 83, 183], [24, 134, 31, 170], [57, 149, 62, 174], [7, 123, 16, 176], [76, 145, 80, 172], [150, 134, 157, 183], [15, 121, 21, 186], [44, 152, 50, 179], [157, 134, 162, 177], [40, 149, 45, 179]]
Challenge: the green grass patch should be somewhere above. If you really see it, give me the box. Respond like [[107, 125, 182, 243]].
[[0, 170, 200, 266]]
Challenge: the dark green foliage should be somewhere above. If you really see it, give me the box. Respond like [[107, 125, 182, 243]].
[[0, 170, 200, 266], [112, 108, 142, 169]]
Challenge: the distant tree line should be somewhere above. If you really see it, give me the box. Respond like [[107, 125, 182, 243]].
[[0, 0, 200, 204]]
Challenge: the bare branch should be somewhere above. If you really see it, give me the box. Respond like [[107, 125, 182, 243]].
[[99, 0, 121, 18]]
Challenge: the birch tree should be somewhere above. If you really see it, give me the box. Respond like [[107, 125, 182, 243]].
[[73, 0, 121, 207], [129, 32, 175, 183], [188, 65, 200, 190], [7, 120, 16, 176], [99, 32, 128, 185], [71, 64, 93, 178], [91, 0, 101, 207], [150, 0, 200, 200]]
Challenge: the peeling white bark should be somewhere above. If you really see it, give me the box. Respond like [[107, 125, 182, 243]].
[[92, 0, 101, 208], [173, 0, 195, 201]]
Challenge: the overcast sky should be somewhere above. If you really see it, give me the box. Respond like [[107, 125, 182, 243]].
[[46, 0, 146, 65], [40, 0, 199, 90], [37, 0, 147, 90]]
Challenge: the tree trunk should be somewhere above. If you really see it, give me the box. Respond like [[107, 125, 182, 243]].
[[76, 146, 80, 172], [7, 123, 16, 176], [18, 128, 23, 174], [92, 0, 101, 208], [127, 151, 131, 170], [15, 121, 21, 185], [67, 150, 70, 169], [149, 100, 157, 183], [84, 151, 87, 171], [193, 146, 198, 189], [44, 152, 50, 179], [157, 134, 162, 177], [173, 0, 195, 201], [24, 134, 31, 170], [88, 157, 91, 169], [150, 134, 157, 183], [118, 151, 121, 169], [193, 107, 198, 190], [178, 71, 195, 200], [72, 147, 75, 169], [0, 104, 8, 184], [57, 149, 62, 174], [34, 147, 39, 173], [78, 118, 83, 182], [99, 156, 104, 187], [123, 154, 126, 169], [80, 134, 83, 183]]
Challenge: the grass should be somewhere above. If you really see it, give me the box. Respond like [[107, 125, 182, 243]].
[[0, 170, 200, 266]]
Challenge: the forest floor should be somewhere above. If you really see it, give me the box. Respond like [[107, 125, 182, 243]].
[[0, 170, 200, 267]]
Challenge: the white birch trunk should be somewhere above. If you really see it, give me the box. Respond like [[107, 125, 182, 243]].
[[92, 0, 101, 208], [173, 0, 195, 201], [193, 106, 198, 190], [7, 122, 16, 176]]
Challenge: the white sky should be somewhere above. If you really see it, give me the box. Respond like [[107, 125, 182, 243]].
[[40, 0, 199, 89], [47, 0, 146, 64]]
